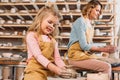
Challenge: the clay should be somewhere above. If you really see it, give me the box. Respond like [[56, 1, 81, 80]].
[[60, 65, 78, 79]]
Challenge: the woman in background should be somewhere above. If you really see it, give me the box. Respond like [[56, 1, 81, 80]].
[[67, 0, 116, 79]]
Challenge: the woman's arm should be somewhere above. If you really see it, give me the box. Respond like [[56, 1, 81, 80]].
[[90, 45, 117, 53]]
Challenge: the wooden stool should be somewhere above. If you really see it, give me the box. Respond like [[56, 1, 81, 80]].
[[112, 67, 120, 80]]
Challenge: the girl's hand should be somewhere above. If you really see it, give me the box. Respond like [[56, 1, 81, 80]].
[[57, 67, 68, 75], [47, 62, 68, 75]]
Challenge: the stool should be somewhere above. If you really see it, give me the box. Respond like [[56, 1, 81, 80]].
[[112, 67, 120, 80]]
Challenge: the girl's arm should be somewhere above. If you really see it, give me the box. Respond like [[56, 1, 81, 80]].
[[47, 41, 66, 75], [54, 42, 66, 68], [26, 32, 50, 68]]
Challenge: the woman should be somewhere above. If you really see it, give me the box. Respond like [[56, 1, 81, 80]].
[[67, 0, 116, 79]]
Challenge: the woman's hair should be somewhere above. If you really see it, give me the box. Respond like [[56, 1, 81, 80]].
[[28, 5, 61, 37], [81, 0, 102, 16]]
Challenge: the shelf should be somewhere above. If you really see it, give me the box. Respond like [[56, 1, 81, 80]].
[[0, 12, 114, 15], [0, 0, 116, 55], [93, 36, 112, 39], [0, 35, 25, 38], [60, 24, 114, 28], [0, 24, 30, 27], [59, 47, 67, 50], [0, 46, 25, 50], [93, 40, 112, 43], [95, 24, 113, 27], [0, 2, 114, 5], [60, 24, 71, 27], [0, 13, 36, 16], [55, 36, 69, 39], [56, 36, 113, 39], [100, 29, 112, 32]]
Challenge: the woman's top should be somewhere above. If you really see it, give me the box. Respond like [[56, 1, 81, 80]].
[[26, 32, 65, 68], [67, 16, 94, 51]]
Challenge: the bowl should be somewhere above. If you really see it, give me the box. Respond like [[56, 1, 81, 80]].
[[2, 53, 13, 58]]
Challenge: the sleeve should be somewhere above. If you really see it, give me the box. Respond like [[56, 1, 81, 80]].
[[26, 32, 51, 68], [73, 18, 92, 51], [54, 42, 66, 67]]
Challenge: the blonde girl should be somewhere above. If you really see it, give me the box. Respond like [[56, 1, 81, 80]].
[[24, 6, 67, 80]]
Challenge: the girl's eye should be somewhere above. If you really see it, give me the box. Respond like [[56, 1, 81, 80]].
[[53, 24, 57, 27], [96, 9, 100, 13], [48, 21, 52, 24], [48, 20, 58, 27]]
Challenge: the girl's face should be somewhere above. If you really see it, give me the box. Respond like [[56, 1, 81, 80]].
[[89, 5, 101, 20], [41, 14, 59, 35]]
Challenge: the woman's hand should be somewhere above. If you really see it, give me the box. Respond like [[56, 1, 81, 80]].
[[103, 45, 117, 53]]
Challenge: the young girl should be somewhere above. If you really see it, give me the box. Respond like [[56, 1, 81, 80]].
[[24, 6, 67, 80]]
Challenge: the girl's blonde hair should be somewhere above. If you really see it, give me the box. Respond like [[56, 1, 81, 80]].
[[28, 5, 61, 38], [82, 0, 102, 17]]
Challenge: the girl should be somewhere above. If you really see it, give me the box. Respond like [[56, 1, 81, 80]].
[[67, 0, 116, 79], [24, 6, 67, 80]]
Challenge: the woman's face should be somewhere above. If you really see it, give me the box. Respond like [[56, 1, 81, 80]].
[[40, 14, 59, 35], [89, 5, 101, 20]]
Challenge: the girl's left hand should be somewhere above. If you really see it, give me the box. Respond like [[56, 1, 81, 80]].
[[47, 63, 68, 75]]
